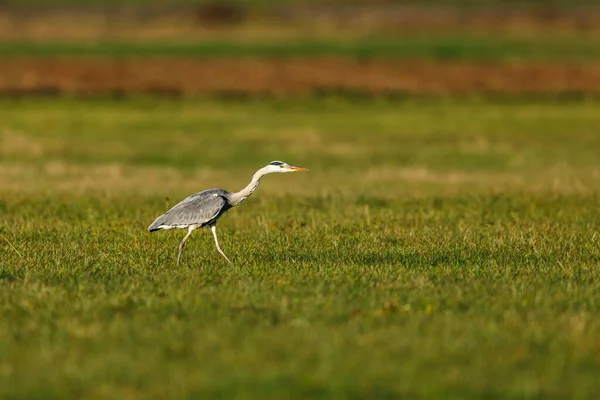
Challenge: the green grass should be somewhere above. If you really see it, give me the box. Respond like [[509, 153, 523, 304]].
[[2, 35, 600, 61], [2, 97, 600, 398]]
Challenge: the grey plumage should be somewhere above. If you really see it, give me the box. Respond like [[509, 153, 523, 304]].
[[148, 161, 308, 265], [148, 189, 232, 232]]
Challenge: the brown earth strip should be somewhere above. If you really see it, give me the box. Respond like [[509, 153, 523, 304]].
[[1, 58, 600, 96]]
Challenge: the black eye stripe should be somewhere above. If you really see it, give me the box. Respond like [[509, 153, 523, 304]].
[[269, 161, 284, 166]]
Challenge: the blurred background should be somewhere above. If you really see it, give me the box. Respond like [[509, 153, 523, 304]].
[[0, 0, 599, 98], [2, 0, 600, 200]]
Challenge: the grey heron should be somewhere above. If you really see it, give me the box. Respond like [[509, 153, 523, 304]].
[[148, 161, 309, 264]]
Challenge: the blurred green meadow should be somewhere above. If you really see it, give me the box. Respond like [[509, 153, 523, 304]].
[[2, 36, 600, 61], [2, 97, 600, 398]]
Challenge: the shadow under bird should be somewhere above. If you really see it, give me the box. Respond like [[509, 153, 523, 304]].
[[148, 161, 309, 264]]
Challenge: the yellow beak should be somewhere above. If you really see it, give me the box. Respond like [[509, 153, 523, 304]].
[[288, 166, 309, 172]]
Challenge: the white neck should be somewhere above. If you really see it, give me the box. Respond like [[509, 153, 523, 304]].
[[228, 166, 270, 206]]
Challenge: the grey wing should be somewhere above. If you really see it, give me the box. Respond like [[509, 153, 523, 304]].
[[148, 188, 231, 231]]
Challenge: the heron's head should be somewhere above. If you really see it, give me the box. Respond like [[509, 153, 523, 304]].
[[264, 160, 309, 174]]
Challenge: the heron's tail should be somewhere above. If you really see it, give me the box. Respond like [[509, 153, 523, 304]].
[[147, 214, 167, 232]]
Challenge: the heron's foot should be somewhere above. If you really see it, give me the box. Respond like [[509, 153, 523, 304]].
[[217, 249, 232, 264], [177, 244, 185, 265]]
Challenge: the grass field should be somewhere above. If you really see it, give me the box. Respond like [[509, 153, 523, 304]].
[[2, 97, 600, 398], [2, 36, 600, 61]]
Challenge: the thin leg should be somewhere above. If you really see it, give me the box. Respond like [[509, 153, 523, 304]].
[[177, 226, 194, 265], [211, 225, 232, 264]]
